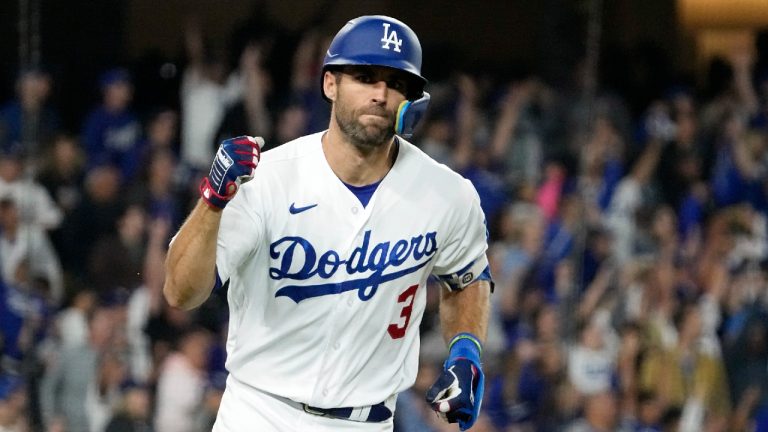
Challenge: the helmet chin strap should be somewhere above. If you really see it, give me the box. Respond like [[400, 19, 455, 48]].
[[395, 92, 430, 139]]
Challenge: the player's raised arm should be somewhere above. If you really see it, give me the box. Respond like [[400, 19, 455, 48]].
[[163, 136, 263, 310]]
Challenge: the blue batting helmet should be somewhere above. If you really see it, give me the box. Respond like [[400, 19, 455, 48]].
[[322, 15, 430, 138], [322, 15, 427, 100]]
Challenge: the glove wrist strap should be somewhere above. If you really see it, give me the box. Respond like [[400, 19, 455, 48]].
[[447, 332, 482, 366], [200, 177, 232, 209]]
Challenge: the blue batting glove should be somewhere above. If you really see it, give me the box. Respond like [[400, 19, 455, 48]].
[[200, 136, 264, 209], [426, 333, 485, 431]]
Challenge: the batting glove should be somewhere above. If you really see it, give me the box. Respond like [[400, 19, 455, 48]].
[[426, 333, 485, 431], [200, 136, 264, 209]]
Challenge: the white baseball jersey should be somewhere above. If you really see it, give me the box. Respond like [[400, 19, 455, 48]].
[[216, 130, 489, 409]]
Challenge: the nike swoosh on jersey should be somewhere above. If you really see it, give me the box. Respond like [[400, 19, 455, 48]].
[[289, 203, 318, 214], [326, 50, 339, 58]]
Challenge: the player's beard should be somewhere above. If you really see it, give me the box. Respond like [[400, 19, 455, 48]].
[[334, 99, 396, 149]]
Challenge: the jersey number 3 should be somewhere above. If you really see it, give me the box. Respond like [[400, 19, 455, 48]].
[[387, 284, 418, 339]]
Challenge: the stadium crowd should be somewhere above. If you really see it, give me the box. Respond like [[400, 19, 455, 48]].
[[1, 16, 768, 432]]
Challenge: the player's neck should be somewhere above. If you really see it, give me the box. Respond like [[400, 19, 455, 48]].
[[322, 128, 397, 186]]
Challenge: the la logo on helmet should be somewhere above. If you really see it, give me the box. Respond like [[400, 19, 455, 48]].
[[380, 23, 403, 52]]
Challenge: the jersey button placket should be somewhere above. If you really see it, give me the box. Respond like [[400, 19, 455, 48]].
[[351, 206, 359, 214], [312, 276, 353, 405]]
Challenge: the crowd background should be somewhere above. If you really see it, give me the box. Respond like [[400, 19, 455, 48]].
[[1, 1, 768, 431]]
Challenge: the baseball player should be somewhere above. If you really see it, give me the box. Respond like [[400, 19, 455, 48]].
[[164, 15, 492, 432]]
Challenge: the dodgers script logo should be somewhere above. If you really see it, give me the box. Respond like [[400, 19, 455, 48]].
[[270, 230, 437, 303], [380, 23, 403, 53]]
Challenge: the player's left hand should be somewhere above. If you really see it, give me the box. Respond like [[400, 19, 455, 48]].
[[426, 333, 485, 431]]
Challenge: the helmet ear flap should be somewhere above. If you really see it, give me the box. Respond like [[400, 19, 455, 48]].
[[395, 91, 430, 138]]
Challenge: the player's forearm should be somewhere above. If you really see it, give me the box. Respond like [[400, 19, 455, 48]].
[[439, 280, 491, 344], [163, 200, 221, 310]]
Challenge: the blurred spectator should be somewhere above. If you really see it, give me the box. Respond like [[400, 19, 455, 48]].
[[55, 289, 97, 349], [564, 391, 633, 432], [709, 111, 768, 210], [87, 203, 147, 295], [287, 30, 330, 136], [454, 75, 509, 225], [657, 406, 683, 432], [61, 164, 124, 278], [123, 108, 179, 187], [144, 301, 194, 384], [489, 202, 545, 348], [0, 197, 63, 305], [82, 68, 142, 181], [567, 317, 617, 397], [416, 109, 455, 167], [104, 384, 152, 432], [655, 107, 704, 210], [215, 43, 273, 146], [723, 304, 768, 408], [699, 57, 749, 149], [614, 321, 645, 413], [734, 389, 766, 432], [0, 257, 50, 375], [128, 149, 185, 228], [40, 307, 119, 432], [639, 302, 731, 428], [180, 19, 241, 172], [0, 68, 60, 163], [273, 101, 310, 145], [532, 186, 578, 302], [125, 215, 169, 385], [0, 150, 63, 231], [273, 26, 318, 119], [536, 159, 568, 221], [36, 134, 86, 259], [628, 390, 665, 432], [646, 206, 680, 261], [492, 331, 569, 431], [605, 124, 665, 264], [0, 374, 27, 432], [490, 78, 545, 191], [154, 327, 213, 432], [36, 133, 85, 211], [197, 383, 225, 432], [578, 105, 628, 217], [492, 202, 545, 287], [86, 350, 130, 432]]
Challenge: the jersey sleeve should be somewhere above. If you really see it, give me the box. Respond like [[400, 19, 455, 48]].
[[216, 185, 264, 285], [431, 179, 492, 291]]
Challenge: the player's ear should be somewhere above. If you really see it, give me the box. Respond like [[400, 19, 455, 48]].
[[323, 70, 338, 102]]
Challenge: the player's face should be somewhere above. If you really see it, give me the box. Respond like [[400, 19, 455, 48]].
[[331, 66, 409, 149]]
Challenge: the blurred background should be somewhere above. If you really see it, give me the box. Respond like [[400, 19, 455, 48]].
[[1, 0, 768, 431]]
